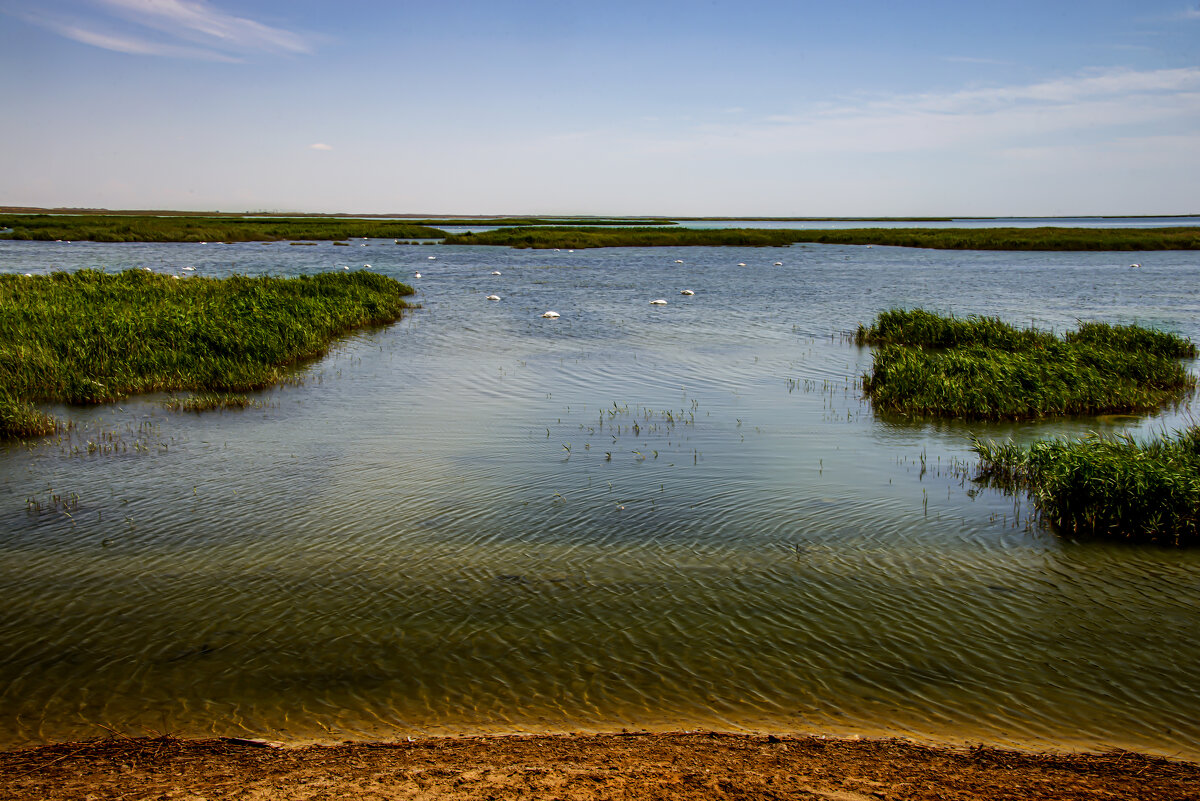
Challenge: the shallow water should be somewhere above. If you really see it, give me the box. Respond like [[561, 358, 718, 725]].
[[2, 239, 1199, 756]]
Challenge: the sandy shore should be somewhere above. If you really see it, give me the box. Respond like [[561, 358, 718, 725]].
[[2, 730, 1198, 800]]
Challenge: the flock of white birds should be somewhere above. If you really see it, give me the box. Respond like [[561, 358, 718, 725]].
[[430, 254, 742, 319]]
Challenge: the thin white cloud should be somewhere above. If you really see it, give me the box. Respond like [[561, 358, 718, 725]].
[[3, 0, 313, 60], [96, 0, 312, 54], [625, 67, 1200, 157], [309, 143, 333, 151]]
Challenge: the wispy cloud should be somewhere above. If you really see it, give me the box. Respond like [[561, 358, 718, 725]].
[[3, 0, 314, 61], [309, 143, 333, 151], [625, 67, 1200, 157], [97, 0, 311, 54]]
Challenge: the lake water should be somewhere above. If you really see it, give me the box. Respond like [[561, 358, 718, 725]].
[[1, 238, 1199, 757]]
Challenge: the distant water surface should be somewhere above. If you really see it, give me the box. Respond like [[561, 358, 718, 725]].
[[0, 238, 1198, 757]]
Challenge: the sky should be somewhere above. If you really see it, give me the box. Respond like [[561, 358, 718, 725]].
[[0, 0, 1198, 216]]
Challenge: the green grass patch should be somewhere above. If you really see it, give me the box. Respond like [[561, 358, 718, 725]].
[[857, 309, 1196, 420], [974, 427, 1200, 546], [0, 214, 448, 243], [0, 270, 413, 439], [442, 225, 1200, 250]]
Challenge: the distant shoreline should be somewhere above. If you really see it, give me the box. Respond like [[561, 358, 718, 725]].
[[2, 205, 1198, 221], [444, 225, 1200, 251]]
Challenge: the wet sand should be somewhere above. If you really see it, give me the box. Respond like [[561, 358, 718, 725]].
[[2, 730, 1198, 800]]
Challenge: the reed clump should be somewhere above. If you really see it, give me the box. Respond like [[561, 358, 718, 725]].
[[0, 270, 413, 439], [164, 393, 260, 412], [857, 309, 1196, 419], [974, 427, 1200, 546]]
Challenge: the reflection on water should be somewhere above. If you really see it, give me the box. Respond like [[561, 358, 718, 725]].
[[1, 239, 1199, 756]]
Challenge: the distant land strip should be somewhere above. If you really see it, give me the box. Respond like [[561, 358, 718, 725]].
[[0, 215, 449, 243], [443, 226, 1200, 251]]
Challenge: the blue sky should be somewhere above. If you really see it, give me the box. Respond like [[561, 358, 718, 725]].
[[1, 1, 1198, 216]]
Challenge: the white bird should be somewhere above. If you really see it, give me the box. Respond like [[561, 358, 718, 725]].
[[343, 265, 349, 270], [737, 262, 747, 267], [567, 249, 574, 253], [172, 275, 180, 280], [182, 266, 195, 271], [414, 272, 422, 278], [487, 294, 501, 301], [674, 259, 684, 264], [681, 289, 695, 295], [650, 298, 668, 305], [491, 270, 502, 275], [1130, 263, 1141, 268], [143, 267, 152, 272], [542, 310, 560, 318], [428, 255, 436, 260], [363, 264, 370, 269], [774, 261, 783, 266], [22, 273, 32, 277]]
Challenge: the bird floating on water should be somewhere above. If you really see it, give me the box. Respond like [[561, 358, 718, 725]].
[[362, 264, 370, 269], [414, 272, 422, 278], [774, 261, 783, 266], [182, 266, 195, 271], [487, 294, 501, 301], [542, 310, 560, 318], [737, 262, 746, 267], [674, 259, 684, 264], [491, 270, 502, 275], [1130, 263, 1141, 268], [681, 289, 695, 295], [650, 299, 668, 305], [428, 255, 436, 260]]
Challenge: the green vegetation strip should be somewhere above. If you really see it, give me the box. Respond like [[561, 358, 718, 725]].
[[0, 270, 413, 439], [442, 225, 1200, 250], [974, 427, 1200, 546], [0, 214, 448, 242], [411, 217, 676, 227], [856, 309, 1196, 420], [163, 393, 261, 413]]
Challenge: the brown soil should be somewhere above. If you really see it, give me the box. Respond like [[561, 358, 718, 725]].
[[1, 731, 1196, 800]]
